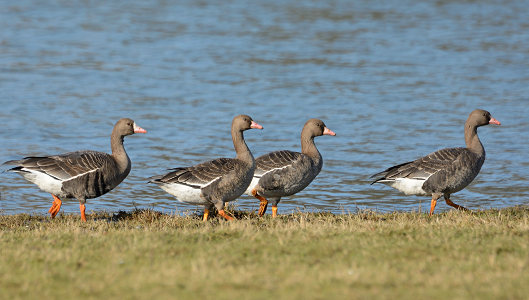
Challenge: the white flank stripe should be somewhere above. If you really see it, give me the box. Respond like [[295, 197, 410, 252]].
[[202, 176, 221, 189], [63, 169, 98, 182]]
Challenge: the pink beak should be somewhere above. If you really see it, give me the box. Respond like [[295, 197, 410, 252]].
[[323, 127, 336, 136], [489, 117, 501, 125], [133, 122, 147, 133], [250, 121, 263, 130]]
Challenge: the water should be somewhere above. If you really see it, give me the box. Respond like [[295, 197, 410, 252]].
[[1, 0, 528, 216]]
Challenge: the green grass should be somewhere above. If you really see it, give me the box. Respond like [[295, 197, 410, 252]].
[[1, 207, 529, 299]]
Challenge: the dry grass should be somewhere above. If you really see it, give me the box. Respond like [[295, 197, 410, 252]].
[[1, 207, 529, 299]]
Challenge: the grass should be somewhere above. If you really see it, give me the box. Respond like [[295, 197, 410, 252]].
[[1, 207, 529, 300]]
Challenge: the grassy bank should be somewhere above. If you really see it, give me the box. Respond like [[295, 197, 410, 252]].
[[1, 207, 529, 299]]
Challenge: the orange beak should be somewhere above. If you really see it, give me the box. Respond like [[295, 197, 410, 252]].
[[250, 121, 263, 129], [323, 127, 336, 136], [489, 117, 501, 125], [133, 122, 147, 133]]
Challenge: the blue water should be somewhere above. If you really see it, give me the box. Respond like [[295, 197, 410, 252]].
[[1, 0, 528, 216]]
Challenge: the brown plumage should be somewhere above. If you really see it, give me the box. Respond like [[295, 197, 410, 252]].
[[4, 118, 147, 221], [371, 109, 501, 215], [246, 118, 336, 217], [149, 115, 263, 221]]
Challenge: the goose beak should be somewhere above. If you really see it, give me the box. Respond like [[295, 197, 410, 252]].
[[250, 121, 263, 130], [133, 122, 147, 133], [323, 127, 336, 136], [489, 117, 501, 125]]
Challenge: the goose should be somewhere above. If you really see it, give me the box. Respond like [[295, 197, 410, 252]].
[[371, 109, 500, 215], [4, 118, 147, 221], [149, 115, 262, 221], [246, 118, 335, 217]]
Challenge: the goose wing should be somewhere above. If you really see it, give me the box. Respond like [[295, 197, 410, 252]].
[[371, 147, 467, 184], [254, 150, 303, 177], [150, 158, 238, 188], [6, 151, 113, 181]]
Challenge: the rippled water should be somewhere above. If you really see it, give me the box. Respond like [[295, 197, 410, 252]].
[[1, 0, 528, 216]]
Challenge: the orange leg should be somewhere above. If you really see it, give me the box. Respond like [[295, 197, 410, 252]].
[[252, 189, 268, 217], [48, 202, 57, 213], [272, 205, 278, 218], [80, 203, 87, 222], [429, 197, 437, 216], [258, 200, 268, 217], [218, 210, 234, 221], [203, 208, 210, 222], [48, 194, 62, 218], [445, 198, 469, 212]]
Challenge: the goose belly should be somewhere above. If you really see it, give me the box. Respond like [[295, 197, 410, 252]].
[[158, 183, 206, 205], [386, 178, 428, 196], [441, 168, 481, 194], [254, 170, 317, 198], [278, 174, 315, 196], [20, 170, 64, 196]]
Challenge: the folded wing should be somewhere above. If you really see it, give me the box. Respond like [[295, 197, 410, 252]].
[[371, 147, 467, 184]]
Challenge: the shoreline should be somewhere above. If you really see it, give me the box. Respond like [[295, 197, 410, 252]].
[[2, 206, 528, 299]]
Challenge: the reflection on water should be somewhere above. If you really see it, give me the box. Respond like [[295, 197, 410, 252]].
[[1, 0, 528, 216]]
